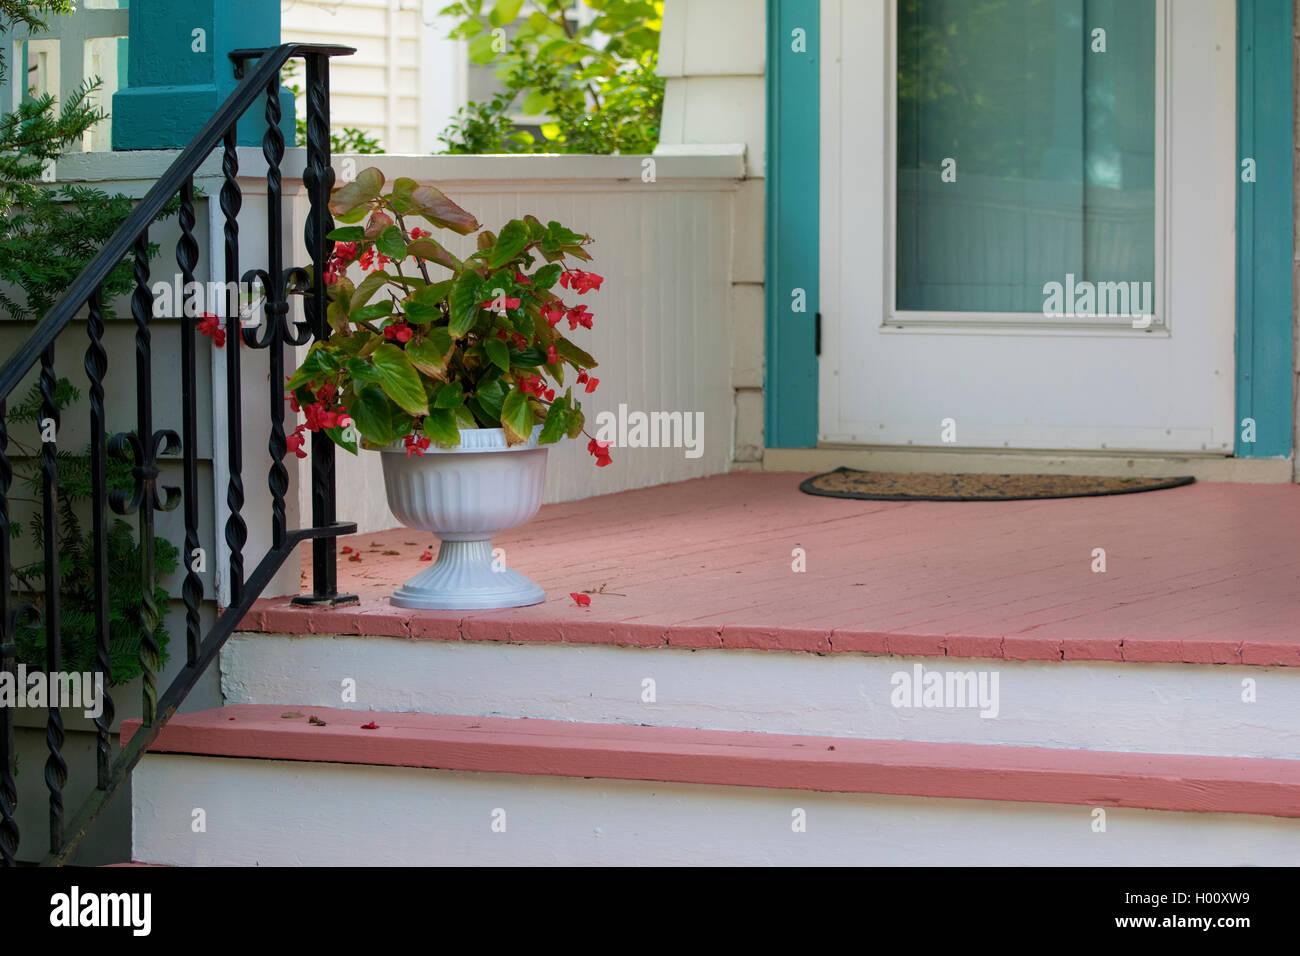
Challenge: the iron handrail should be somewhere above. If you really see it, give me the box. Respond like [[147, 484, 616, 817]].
[[0, 43, 352, 403], [0, 41, 358, 866]]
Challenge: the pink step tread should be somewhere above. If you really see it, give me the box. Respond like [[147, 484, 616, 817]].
[[123, 705, 1300, 818]]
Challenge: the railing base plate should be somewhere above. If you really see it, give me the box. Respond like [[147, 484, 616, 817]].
[[290, 593, 360, 608]]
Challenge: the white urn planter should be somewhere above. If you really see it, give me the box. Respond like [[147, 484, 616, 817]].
[[379, 425, 551, 610]]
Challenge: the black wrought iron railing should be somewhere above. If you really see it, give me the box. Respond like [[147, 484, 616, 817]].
[[0, 43, 359, 866]]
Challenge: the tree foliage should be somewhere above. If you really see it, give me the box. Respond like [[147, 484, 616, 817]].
[[437, 0, 663, 155]]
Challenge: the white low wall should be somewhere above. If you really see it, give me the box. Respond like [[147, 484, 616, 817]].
[[305, 152, 746, 533]]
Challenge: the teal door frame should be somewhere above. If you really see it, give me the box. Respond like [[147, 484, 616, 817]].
[[1236, 0, 1293, 458], [764, 0, 820, 448], [766, 0, 1295, 458]]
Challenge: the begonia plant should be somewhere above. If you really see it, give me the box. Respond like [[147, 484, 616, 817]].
[[277, 168, 612, 466]]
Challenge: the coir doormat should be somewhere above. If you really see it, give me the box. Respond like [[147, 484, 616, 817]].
[[799, 467, 1195, 502]]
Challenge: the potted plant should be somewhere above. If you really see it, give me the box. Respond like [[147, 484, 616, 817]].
[[282, 168, 612, 609]]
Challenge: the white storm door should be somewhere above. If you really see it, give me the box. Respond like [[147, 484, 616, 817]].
[[819, 0, 1237, 452]]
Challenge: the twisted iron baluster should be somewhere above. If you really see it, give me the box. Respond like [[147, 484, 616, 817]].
[[292, 52, 354, 607], [109, 232, 180, 729], [263, 75, 289, 550], [39, 346, 67, 855], [177, 178, 203, 664], [222, 126, 247, 607], [84, 289, 115, 789], [0, 401, 19, 865]]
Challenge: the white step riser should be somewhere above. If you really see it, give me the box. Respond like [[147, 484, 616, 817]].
[[222, 634, 1300, 759], [134, 754, 1300, 867]]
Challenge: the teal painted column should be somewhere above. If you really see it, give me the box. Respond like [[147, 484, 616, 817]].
[[1235, 0, 1293, 457], [764, 0, 820, 448], [112, 0, 293, 149]]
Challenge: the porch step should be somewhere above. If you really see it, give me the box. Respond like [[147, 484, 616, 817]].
[[219, 631, 1300, 760], [127, 706, 1300, 866]]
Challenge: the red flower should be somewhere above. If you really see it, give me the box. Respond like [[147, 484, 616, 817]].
[[419, 550, 433, 561], [384, 322, 413, 344], [517, 374, 545, 397], [543, 306, 565, 328], [546, 344, 559, 366], [514, 271, 531, 285], [587, 437, 613, 467], [288, 391, 302, 413], [358, 247, 392, 272], [566, 305, 592, 331], [404, 433, 431, 458], [511, 332, 529, 351], [286, 426, 308, 459], [576, 369, 589, 385], [348, 552, 362, 562], [544, 388, 555, 402], [341, 546, 353, 554], [317, 382, 338, 403], [562, 270, 604, 295], [569, 592, 591, 607], [303, 402, 340, 432], [479, 296, 521, 311], [360, 721, 379, 730], [197, 312, 225, 348], [584, 377, 599, 393], [409, 227, 430, 240], [333, 241, 359, 263]]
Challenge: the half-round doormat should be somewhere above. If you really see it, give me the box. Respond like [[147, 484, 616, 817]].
[[799, 467, 1195, 502]]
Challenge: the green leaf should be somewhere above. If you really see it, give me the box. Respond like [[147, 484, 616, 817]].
[[353, 301, 394, 323], [488, 219, 531, 268], [489, 0, 524, 26], [539, 395, 569, 444], [345, 356, 382, 386], [412, 279, 455, 305], [434, 380, 464, 408], [406, 238, 463, 271], [285, 343, 340, 390], [422, 409, 461, 447], [449, 271, 484, 337], [509, 346, 547, 368], [349, 384, 397, 446], [555, 337, 597, 369], [350, 270, 393, 312], [500, 388, 535, 445], [484, 336, 510, 372], [521, 90, 554, 115], [472, 377, 508, 423], [403, 300, 439, 324], [325, 422, 358, 455], [376, 225, 408, 261], [529, 263, 563, 289], [405, 336, 448, 378], [453, 404, 478, 429], [547, 221, 588, 244], [566, 405, 585, 439], [329, 167, 384, 217], [371, 343, 429, 416], [326, 225, 366, 241]]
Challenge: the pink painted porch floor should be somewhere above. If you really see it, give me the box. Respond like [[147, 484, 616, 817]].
[[246, 472, 1300, 667]]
